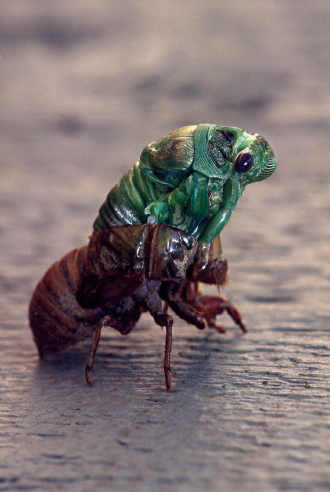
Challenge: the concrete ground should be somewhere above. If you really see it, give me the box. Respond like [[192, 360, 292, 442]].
[[0, 1, 329, 491]]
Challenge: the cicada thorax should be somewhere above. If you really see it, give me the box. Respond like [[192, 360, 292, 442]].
[[185, 235, 228, 286], [79, 223, 200, 310]]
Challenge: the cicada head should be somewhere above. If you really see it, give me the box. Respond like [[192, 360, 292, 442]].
[[140, 124, 276, 190], [228, 129, 277, 187], [191, 124, 277, 185]]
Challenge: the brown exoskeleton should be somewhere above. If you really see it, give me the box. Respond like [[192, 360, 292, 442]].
[[29, 224, 245, 390], [29, 123, 277, 389]]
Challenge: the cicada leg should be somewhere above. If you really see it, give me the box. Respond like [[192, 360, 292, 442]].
[[181, 281, 247, 334], [197, 295, 247, 334], [152, 312, 174, 391], [164, 317, 173, 391], [162, 282, 206, 330], [134, 280, 174, 390], [85, 314, 134, 385]]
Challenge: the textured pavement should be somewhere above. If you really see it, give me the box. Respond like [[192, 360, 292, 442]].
[[0, 1, 330, 491]]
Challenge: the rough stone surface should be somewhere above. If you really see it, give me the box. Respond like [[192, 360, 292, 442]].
[[0, 1, 330, 491]]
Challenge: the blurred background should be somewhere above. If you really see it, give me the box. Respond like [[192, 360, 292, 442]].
[[0, 1, 329, 491]]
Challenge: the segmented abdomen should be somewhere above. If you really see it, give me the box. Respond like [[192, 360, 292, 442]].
[[29, 246, 104, 357], [93, 162, 164, 231]]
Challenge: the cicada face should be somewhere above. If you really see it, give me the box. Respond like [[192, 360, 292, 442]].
[[191, 124, 277, 185]]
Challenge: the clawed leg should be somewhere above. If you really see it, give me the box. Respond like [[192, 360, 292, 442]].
[[197, 295, 247, 334], [180, 281, 247, 334], [85, 315, 130, 385]]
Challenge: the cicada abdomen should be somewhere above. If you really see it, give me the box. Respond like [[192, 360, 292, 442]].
[[28, 226, 147, 358], [29, 246, 102, 357]]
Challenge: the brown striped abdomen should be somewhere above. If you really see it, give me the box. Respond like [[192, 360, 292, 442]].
[[29, 245, 104, 357]]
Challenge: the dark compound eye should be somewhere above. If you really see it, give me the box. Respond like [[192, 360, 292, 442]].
[[235, 152, 254, 173]]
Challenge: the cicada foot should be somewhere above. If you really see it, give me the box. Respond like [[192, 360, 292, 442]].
[[153, 313, 174, 391], [84, 314, 132, 385], [197, 295, 247, 334]]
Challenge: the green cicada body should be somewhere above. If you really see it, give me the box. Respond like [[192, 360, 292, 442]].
[[94, 124, 277, 243]]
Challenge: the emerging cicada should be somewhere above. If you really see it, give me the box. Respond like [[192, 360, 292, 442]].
[[29, 124, 276, 389]]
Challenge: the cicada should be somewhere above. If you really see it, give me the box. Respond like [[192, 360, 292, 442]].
[[29, 124, 276, 389]]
